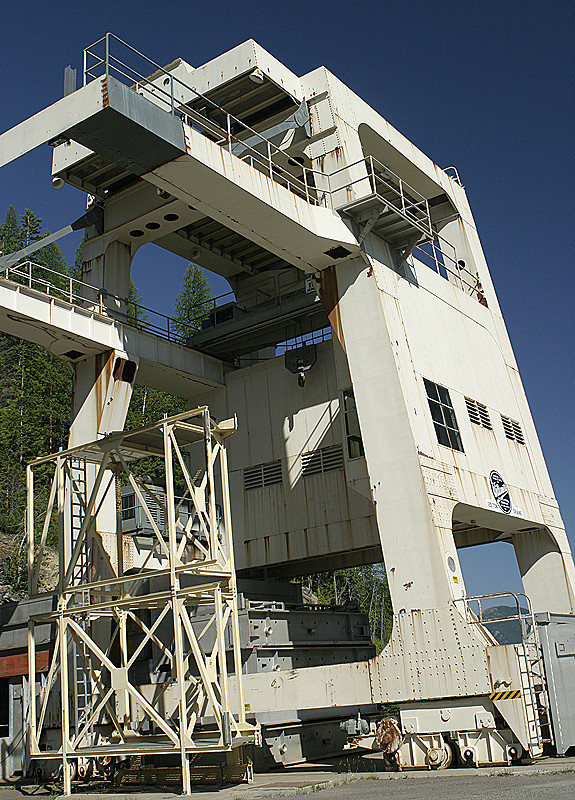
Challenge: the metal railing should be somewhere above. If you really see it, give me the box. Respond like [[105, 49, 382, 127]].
[[2, 261, 107, 313], [184, 272, 316, 333], [465, 590, 548, 752], [83, 33, 328, 207], [329, 155, 433, 236], [276, 326, 332, 356], [0, 260, 221, 345], [465, 591, 537, 642], [412, 240, 479, 295], [443, 166, 464, 187], [2, 260, 321, 346]]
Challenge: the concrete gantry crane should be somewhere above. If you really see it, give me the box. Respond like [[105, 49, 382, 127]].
[[0, 33, 574, 790]]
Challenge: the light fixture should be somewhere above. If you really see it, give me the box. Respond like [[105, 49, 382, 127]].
[[52, 176, 65, 190], [249, 68, 265, 85]]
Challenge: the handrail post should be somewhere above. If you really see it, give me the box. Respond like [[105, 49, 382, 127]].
[[170, 74, 174, 114], [303, 169, 310, 204], [267, 141, 272, 179], [83, 46, 87, 86], [227, 114, 232, 153], [105, 33, 110, 81], [28, 262, 32, 289]]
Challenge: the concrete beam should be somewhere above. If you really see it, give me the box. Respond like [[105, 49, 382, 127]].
[[0, 276, 224, 399]]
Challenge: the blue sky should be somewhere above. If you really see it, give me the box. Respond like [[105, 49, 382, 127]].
[[1, 0, 573, 598]]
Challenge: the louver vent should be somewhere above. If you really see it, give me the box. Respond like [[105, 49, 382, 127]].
[[150, 502, 165, 528], [465, 397, 492, 429], [501, 415, 525, 445], [121, 493, 136, 521], [301, 446, 344, 477], [244, 460, 283, 491], [144, 491, 166, 528]]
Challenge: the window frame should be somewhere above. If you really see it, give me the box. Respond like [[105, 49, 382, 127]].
[[423, 378, 464, 453], [342, 388, 365, 460]]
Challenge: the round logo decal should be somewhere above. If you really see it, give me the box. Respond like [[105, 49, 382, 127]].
[[489, 470, 512, 514]]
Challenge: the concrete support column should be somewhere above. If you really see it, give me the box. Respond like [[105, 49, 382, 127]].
[[82, 236, 132, 322], [66, 349, 138, 580], [513, 528, 575, 615], [69, 350, 137, 447], [66, 235, 139, 580], [319, 256, 455, 612]]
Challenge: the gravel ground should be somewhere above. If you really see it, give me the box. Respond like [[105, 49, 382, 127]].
[[265, 770, 575, 800], [1, 760, 574, 800]]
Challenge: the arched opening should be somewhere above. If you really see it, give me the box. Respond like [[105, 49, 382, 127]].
[[453, 502, 573, 616]]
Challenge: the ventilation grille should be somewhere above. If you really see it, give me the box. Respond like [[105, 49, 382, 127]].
[[501, 415, 525, 445], [121, 493, 136, 521], [121, 488, 166, 528], [149, 499, 166, 528], [301, 446, 344, 477], [244, 460, 283, 491], [465, 397, 492, 429], [143, 490, 166, 528]]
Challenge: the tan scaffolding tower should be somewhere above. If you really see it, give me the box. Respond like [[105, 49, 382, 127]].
[[26, 408, 259, 795]]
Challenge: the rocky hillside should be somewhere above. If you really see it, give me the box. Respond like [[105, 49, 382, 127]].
[[0, 532, 58, 601]]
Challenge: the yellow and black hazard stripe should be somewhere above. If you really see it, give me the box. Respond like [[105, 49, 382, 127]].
[[490, 690, 521, 701]]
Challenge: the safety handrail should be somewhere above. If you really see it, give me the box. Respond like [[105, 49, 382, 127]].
[[80, 34, 476, 234], [83, 33, 329, 207], [1, 260, 221, 345], [465, 591, 539, 647], [412, 240, 479, 295], [2, 261, 106, 312], [443, 166, 464, 186]]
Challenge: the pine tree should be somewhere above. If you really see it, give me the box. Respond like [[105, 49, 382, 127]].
[[0, 208, 74, 585], [127, 277, 149, 328], [20, 209, 43, 246], [0, 206, 23, 257], [172, 263, 212, 343]]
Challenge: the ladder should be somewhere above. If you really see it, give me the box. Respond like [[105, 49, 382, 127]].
[[69, 458, 94, 743], [466, 591, 552, 758], [516, 610, 552, 755]]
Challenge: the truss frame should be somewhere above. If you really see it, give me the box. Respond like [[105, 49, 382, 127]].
[[26, 408, 258, 795]]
